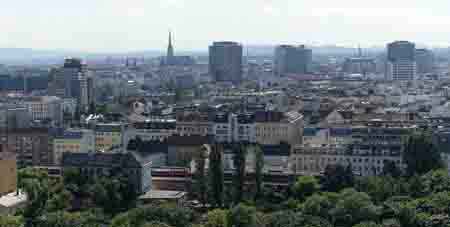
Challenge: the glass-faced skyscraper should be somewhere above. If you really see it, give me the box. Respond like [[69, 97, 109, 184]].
[[274, 45, 312, 76], [386, 41, 416, 81], [209, 41, 243, 84]]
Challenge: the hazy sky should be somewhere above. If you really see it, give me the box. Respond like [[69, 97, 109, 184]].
[[2, 0, 450, 52]]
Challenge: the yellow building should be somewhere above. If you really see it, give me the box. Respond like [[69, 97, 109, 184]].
[[0, 153, 17, 196], [95, 123, 125, 151], [53, 129, 95, 165]]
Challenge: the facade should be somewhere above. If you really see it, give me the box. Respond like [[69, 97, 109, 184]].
[[94, 123, 126, 151], [209, 41, 243, 84], [2, 128, 52, 167], [222, 143, 292, 173], [386, 41, 416, 81], [254, 111, 303, 146], [62, 151, 163, 194], [210, 111, 303, 146], [150, 167, 192, 192], [87, 76, 95, 105], [0, 153, 17, 196], [0, 105, 30, 129], [22, 96, 63, 125], [124, 119, 177, 146], [49, 58, 89, 111], [53, 129, 95, 165], [343, 57, 376, 75], [274, 45, 312, 76], [295, 126, 412, 176], [167, 135, 211, 166], [212, 113, 237, 143], [176, 112, 212, 136], [415, 48, 434, 74]]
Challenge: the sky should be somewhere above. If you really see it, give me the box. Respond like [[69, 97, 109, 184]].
[[2, 0, 450, 52]]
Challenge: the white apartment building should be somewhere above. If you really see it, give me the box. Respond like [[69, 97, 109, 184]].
[[123, 119, 177, 147], [295, 127, 412, 176]]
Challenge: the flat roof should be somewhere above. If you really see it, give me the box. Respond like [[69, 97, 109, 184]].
[[0, 191, 27, 208], [139, 190, 187, 200]]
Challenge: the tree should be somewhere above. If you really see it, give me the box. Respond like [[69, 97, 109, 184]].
[[205, 209, 228, 227], [142, 222, 173, 227], [382, 161, 402, 178], [419, 169, 450, 194], [193, 146, 208, 206], [209, 144, 224, 207], [233, 143, 248, 204], [353, 222, 381, 227], [301, 193, 337, 219], [17, 168, 51, 227], [0, 215, 24, 227], [292, 176, 320, 201], [111, 204, 193, 227], [91, 176, 137, 214], [253, 145, 264, 200], [46, 185, 72, 212], [330, 189, 380, 227], [321, 164, 354, 192], [356, 176, 409, 204], [38, 211, 102, 227], [228, 203, 257, 227], [265, 210, 302, 227], [403, 132, 444, 176], [265, 211, 332, 227]]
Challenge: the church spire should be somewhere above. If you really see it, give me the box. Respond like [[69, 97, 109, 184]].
[[167, 31, 174, 63]]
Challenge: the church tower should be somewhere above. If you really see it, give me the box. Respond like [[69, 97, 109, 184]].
[[166, 31, 174, 65]]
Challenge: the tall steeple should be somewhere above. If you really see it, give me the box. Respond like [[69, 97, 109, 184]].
[[167, 31, 174, 64]]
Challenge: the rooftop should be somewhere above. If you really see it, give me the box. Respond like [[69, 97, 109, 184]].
[[139, 190, 186, 200], [0, 191, 27, 208]]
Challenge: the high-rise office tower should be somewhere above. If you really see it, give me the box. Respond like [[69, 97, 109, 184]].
[[386, 41, 416, 81], [415, 48, 434, 74], [49, 58, 89, 111], [87, 76, 95, 106], [274, 45, 312, 76], [209, 41, 243, 84]]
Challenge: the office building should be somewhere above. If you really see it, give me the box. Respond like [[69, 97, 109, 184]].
[[386, 41, 416, 81], [209, 41, 243, 84], [49, 58, 89, 111], [415, 48, 434, 74], [87, 76, 95, 105], [274, 45, 312, 76]]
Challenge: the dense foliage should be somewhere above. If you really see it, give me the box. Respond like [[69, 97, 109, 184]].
[[3, 135, 449, 227]]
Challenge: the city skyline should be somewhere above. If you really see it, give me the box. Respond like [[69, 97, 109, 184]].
[[2, 0, 450, 52]]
